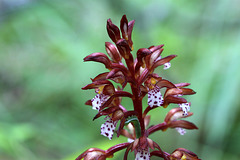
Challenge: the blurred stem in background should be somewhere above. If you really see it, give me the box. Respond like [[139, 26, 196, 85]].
[[0, 0, 239, 160]]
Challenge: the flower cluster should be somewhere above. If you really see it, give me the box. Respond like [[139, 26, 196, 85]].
[[76, 15, 200, 160]]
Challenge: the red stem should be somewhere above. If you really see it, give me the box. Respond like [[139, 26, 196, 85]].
[[143, 105, 158, 118], [106, 143, 130, 156], [131, 84, 145, 136], [125, 56, 145, 136]]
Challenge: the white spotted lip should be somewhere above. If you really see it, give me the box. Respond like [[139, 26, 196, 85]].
[[100, 118, 117, 140], [91, 94, 109, 111], [147, 86, 163, 108], [135, 148, 150, 160], [179, 103, 190, 116]]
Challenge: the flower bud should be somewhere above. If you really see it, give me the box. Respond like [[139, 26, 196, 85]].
[[116, 39, 131, 59], [170, 148, 200, 160], [75, 148, 106, 160], [107, 19, 121, 43]]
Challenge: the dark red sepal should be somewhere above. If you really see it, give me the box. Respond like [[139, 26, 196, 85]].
[[84, 52, 112, 69], [168, 120, 198, 130], [107, 18, 121, 43], [151, 55, 177, 70]]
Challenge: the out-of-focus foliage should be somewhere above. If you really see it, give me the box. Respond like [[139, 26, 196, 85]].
[[0, 0, 239, 159]]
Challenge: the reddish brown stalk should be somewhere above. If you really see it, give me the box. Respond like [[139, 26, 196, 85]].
[[106, 143, 130, 156], [151, 150, 170, 159], [123, 45, 145, 136], [131, 84, 145, 136], [143, 105, 157, 118]]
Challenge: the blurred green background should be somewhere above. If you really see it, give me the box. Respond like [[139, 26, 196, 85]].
[[0, 0, 240, 159]]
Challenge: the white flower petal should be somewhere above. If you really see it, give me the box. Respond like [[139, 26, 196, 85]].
[[91, 94, 109, 111], [100, 118, 117, 140], [176, 127, 186, 135], [135, 148, 150, 160], [148, 86, 163, 107], [163, 62, 171, 70], [179, 103, 190, 116]]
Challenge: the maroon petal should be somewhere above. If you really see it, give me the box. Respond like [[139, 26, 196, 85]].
[[92, 72, 109, 81], [116, 118, 126, 137], [137, 48, 152, 63], [148, 44, 164, 53], [75, 148, 105, 160], [102, 84, 115, 95], [106, 68, 126, 85], [181, 88, 196, 95], [85, 99, 92, 106], [162, 95, 187, 108], [116, 39, 132, 60], [164, 88, 182, 98], [99, 95, 114, 111], [150, 48, 164, 67], [138, 68, 149, 84], [174, 148, 198, 157], [105, 42, 122, 63], [156, 79, 176, 89], [100, 91, 132, 111], [151, 55, 177, 70], [164, 108, 193, 123], [127, 20, 135, 50], [119, 129, 135, 139], [135, 48, 152, 73], [168, 120, 198, 130], [120, 15, 129, 40], [175, 83, 191, 87], [93, 106, 119, 120], [107, 68, 122, 79], [164, 108, 182, 123], [139, 85, 148, 98], [84, 52, 112, 69], [146, 45, 164, 67], [82, 80, 112, 90], [170, 148, 200, 160]]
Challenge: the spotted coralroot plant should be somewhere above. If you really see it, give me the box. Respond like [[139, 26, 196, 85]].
[[76, 15, 200, 160]]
